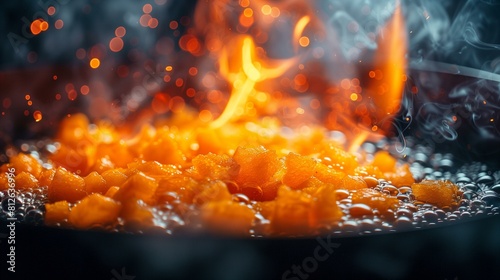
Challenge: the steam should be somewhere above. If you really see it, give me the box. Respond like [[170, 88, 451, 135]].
[[398, 0, 500, 155]]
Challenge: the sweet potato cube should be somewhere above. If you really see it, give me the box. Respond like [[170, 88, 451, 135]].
[[193, 181, 232, 205], [114, 172, 158, 205], [45, 200, 70, 225], [48, 167, 87, 203], [9, 153, 42, 177], [156, 175, 201, 204], [121, 199, 156, 228], [233, 146, 281, 186], [270, 187, 313, 235], [84, 171, 108, 194], [105, 186, 120, 198], [141, 130, 185, 164], [282, 153, 317, 189], [50, 144, 92, 175], [411, 180, 458, 208], [340, 175, 367, 190], [189, 153, 240, 181], [38, 169, 56, 187], [200, 200, 255, 235], [15, 172, 38, 190], [313, 163, 344, 187], [101, 169, 128, 189], [55, 113, 92, 145], [371, 151, 397, 173], [68, 193, 121, 229], [95, 142, 134, 168], [319, 144, 358, 173], [311, 185, 343, 226], [351, 188, 399, 214], [385, 164, 415, 187]]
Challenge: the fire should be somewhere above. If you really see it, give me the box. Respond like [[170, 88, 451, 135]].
[[365, 2, 407, 134], [210, 29, 302, 128], [194, 0, 407, 146]]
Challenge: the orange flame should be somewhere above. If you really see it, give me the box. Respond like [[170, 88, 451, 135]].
[[210, 14, 310, 128], [366, 1, 407, 133]]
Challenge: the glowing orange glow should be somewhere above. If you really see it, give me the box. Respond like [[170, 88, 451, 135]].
[[115, 26, 126, 37], [261, 5, 272, 15], [165, 65, 173, 71], [368, 71, 376, 78], [140, 14, 152, 27], [109, 37, 124, 52], [67, 90, 77, 101], [47, 6, 56, 16], [30, 19, 49, 35], [80, 85, 90, 95], [55, 19, 64, 29], [240, 0, 250, 7], [243, 8, 253, 17], [33, 110, 43, 122], [169, 96, 185, 113], [151, 93, 170, 114], [270, 7, 280, 18], [293, 16, 310, 51], [179, 34, 202, 55], [169, 21, 178, 30], [89, 58, 100, 69], [25, 95, 30, 100], [189, 67, 198, 76], [366, 1, 407, 133], [143, 4, 152, 13], [148, 18, 159, 28], [350, 93, 358, 101], [175, 78, 184, 87], [299, 36, 310, 47], [199, 110, 213, 122]]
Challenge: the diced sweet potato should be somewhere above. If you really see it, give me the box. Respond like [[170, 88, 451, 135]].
[[282, 153, 317, 189], [233, 146, 281, 186], [141, 129, 185, 164], [351, 188, 399, 214], [269, 186, 313, 235], [84, 171, 108, 194], [9, 153, 42, 177], [126, 161, 180, 178], [411, 180, 458, 208], [319, 143, 358, 173], [155, 175, 201, 204], [101, 169, 128, 189], [311, 185, 343, 226], [114, 172, 158, 205], [200, 200, 255, 235], [95, 142, 134, 168], [0, 173, 9, 191], [312, 163, 344, 186], [189, 153, 240, 181], [120, 199, 156, 228], [45, 200, 71, 225], [48, 167, 87, 203], [49, 144, 92, 175], [38, 169, 56, 187], [68, 193, 121, 229], [14, 172, 38, 190], [193, 181, 232, 205], [341, 175, 367, 190], [385, 164, 415, 187], [105, 186, 120, 198], [371, 151, 396, 173]]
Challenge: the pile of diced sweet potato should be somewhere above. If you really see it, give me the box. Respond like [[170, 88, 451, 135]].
[[0, 113, 459, 235]]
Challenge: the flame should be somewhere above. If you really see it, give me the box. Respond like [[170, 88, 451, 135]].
[[210, 14, 311, 128], [366, 1, 407, 133]]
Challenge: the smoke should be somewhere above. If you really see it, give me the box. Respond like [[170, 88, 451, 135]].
[[397, 0, 500, 157]]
